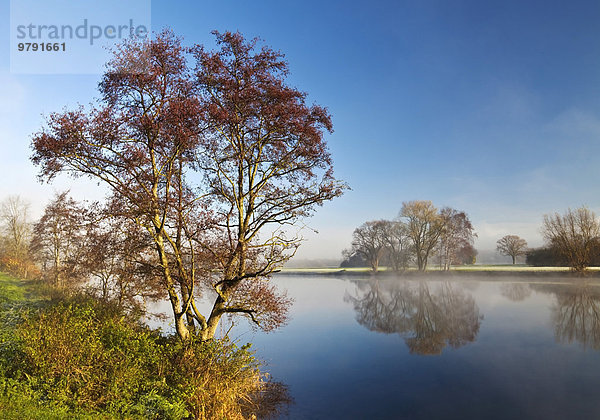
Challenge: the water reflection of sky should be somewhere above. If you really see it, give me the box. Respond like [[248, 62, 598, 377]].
[[150, 275, 600, 419]]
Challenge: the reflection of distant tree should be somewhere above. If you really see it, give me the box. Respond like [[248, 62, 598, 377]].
[[407, 282, 446, 355], [500, 282, 532, 302], [345, 280, 483, 355], [346, 280, 414, 334], [553, 285, 600, 350], [531, 282, 600, 350]]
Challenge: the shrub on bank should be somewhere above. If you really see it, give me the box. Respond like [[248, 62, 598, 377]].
[[0, 281, 286, 419]]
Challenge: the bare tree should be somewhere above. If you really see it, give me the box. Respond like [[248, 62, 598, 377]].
[[496, 235, 528, 264], [437, 208, 476, 270], [80, 210, 163, 310], [345, 220, 387, 272], [381, 220, 412, 271], [542, 207, 600, 273], [30, 192, 85, 287], [0, 195, 33, 277], [400, 200, 444, 271]]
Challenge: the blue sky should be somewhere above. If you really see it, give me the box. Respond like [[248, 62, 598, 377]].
[[2, 0, 600, 260]]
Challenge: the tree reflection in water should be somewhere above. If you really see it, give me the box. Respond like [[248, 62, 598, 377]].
[[552, 284, 600, 350], [529, 282, 600, 350], [500, 282, 532, 302], [248, 380, 294, 419], [345, 279, 483, 355]]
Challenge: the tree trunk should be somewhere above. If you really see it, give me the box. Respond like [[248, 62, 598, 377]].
[[418, 253, 428, 271], [371, 256, 379, 273], [202, 296, 226, 341], [54, 250, 60, 287], [154, 229, 191, 342], [181, 284, 196, 332]]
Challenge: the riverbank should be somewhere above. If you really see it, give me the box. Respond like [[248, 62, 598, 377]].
[[278, 265, 600, 278], [0, 273, 284, 420]]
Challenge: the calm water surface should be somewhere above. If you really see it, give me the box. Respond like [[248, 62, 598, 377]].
[[156, 275, 600, 419]]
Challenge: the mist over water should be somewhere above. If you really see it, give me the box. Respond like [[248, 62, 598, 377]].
[[151, 274, 600, 419]]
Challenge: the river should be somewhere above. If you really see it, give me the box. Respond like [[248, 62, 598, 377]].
[[151, 274, 600, 419]]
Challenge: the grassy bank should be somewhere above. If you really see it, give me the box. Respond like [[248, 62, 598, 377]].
[[0, 273, 286, 419], [0, 274, 75, 419]]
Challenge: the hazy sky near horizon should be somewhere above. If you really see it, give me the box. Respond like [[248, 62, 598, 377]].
[[1, 0, 600, 260]]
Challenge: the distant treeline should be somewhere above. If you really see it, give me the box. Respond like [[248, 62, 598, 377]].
[[343, 204, 600, 273], [526, 243, 600, 267], [342, 201, 477, 272]]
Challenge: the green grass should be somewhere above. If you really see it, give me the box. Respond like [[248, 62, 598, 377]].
[[0, 399, 106, 420], [280, 267, 383, 273], [449, 264, 579, 272], [0, 274, 178, 419], [0, 272, 27, 303], [280, 265, 597, 274], [0, 273, 283, 420], [0, 273, 87, 419]]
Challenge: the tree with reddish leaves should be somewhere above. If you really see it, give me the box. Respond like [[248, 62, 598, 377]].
[[192, 31, 346, 339], [31, 30, 345, 341], [455, 243, 478, 265], [32, 30, 203, 341]]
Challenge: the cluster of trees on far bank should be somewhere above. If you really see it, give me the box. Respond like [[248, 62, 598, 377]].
[[496, 207, 600, 273], [343, 203, 600, 274], [342, 200, 477, 272], [526, 207, 600, 273]]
